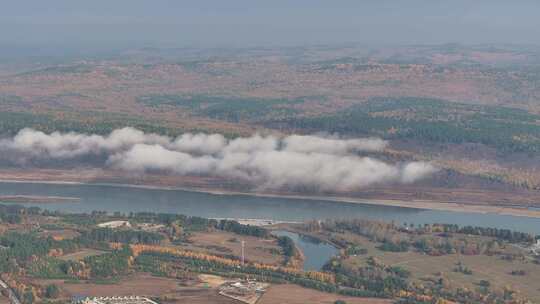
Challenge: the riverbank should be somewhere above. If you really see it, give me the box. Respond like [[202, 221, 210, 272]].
[[1, 178, 540, 219], [0, 195, 80, 204]]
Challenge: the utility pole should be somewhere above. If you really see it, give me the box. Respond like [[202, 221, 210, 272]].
[[241, 240, 245, 266]]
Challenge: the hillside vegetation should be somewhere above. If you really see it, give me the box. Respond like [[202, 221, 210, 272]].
[[271, 97, 540, 154]]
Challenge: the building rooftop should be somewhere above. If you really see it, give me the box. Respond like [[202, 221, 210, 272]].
[[78, 296, 158, 304]]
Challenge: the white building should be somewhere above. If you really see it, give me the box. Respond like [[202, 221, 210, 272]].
[[79, 296, 158, 304], [97, 221, 132, 229]]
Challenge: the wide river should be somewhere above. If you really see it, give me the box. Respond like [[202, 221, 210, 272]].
[[0, 181, 539, 234]]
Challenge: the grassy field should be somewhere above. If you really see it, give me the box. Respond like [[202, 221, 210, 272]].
[[58, 249, 106, 261], [338, 232, 540, 302]]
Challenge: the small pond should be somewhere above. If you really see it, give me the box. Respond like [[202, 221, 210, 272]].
[[273, 230, 339, 271]]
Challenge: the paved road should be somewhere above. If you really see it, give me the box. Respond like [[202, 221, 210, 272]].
[[0, 279, 21, 304]]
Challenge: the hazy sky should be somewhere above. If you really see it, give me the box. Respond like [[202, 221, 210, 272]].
[[1, 0, 540, 48]]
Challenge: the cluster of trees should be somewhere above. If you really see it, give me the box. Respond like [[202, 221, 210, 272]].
[[135, 249, 343, 294], [344, 245, 367, 256], [4, 94, 540, 155], [0, 207, 164, 283], [0, 230, 134, 303], [0, 229, 135, 280], [304, 217, 537, 303], [510, 269, 526, 276], [0, 111, 173, 137], [378, 240, 410, 252], [325, 250, 529, 304], [118, 214, 273, 239], [127, 212, 217, 232], [131, 243, 337, 285], [453, 261, 473, 275], [136, 94, 305, 123], [0, 204, 24, 224], [217, 220, 270, 238], [85, 246, 132, 278], [82, 228, 164, 245], [0, 273, 42, 304], [276, 235, 298, 266], [304, 219, 536, 258], [311, 219, 397, 243], [0, 232, 81, 273], [433, 224, 535, 243], [269, 97, 540, 153], [323, 256, 407, 298], [29, 246, 132, 281], [44, 284, 59, 298], [398, 277, 531, 304]]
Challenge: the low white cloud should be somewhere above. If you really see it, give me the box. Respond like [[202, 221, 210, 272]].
[[171, 133, 226, 155], [0, 128, 436, 192], [109, 144, 217, 174], [401, 162, 438, 184], [283, 135, 387, 154], [3, 127, 169, 158]]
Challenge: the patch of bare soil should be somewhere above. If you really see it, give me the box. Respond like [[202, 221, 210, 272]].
[[259, 284, 392, 304]]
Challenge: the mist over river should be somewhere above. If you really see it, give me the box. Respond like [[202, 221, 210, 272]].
[[0, 181, 539, 234]]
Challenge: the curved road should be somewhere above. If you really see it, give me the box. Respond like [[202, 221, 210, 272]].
[[0, 279, 21, 304]]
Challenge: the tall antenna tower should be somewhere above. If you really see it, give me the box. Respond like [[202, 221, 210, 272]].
[[241, 240, 245, 266]]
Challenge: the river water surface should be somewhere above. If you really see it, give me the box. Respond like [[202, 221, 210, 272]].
[[0, 181, 539, 234], [272, 230, 339, 271]]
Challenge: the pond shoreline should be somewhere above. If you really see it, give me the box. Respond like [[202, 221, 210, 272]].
[[272, 230, 339, 271]]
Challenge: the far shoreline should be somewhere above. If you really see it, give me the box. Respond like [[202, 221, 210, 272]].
[[0, 194, 80, 204], [1, 178, 540, 219]]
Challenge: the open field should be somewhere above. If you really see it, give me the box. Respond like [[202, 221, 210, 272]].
[[196, 274, 229, 288], [181, 230, 283, 265], [36, 274, 239, 304], [332, 231, 540, 302], [37, 274, 390, 304], [58, 249, 106, 261], [37, 273, 185, 297], [259, 284, 392, 304], [160, 289, 237, 304], [40, 229, 81, 241]]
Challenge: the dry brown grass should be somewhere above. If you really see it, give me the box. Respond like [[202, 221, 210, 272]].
[[181, 231, 283, 265], [197, 274, 229, 288], [160, 289, 237, 304], [39, 273, 183, 297], [259, 284, 392, 304], [39, 229, 81, 241], [35, 274, 239, 304], [338, 232, 540, 303], [58, 249, 106, 261]]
